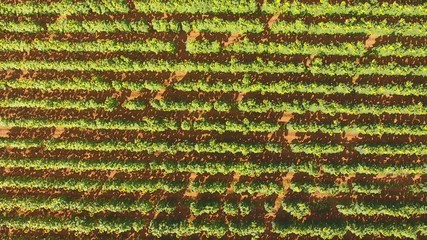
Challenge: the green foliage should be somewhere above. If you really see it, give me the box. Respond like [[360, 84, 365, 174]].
[[0, 214, 144, 234], [174, 77, 427, 96], [0, 0, 129, 15], [238, 200, 252, 216], [187, 38, 367, 56], [290, 182, 350, 195], [0, 195, 153, 215], [181, 18, 264, 33], [4, 57, 425, 76], [48, 19, 149, 33], [264, 201, 275, 213], [223, 201, 239, 216], [152, 20, 181, 32], [233, 181, 283, 195], [0, 137, 281, 155], [322, 162, 426, 176], [288, 121, 427, 136], [150, 159, 318, 176], [190, 180, 227, 194], [0, 117, 178, 132], [262, 0, 427, 17], [271, 19, 427, 36], [372, 42, 427, 57], [272, 221, 347, 239], [290, 143, 344, 156], [155, 200, 176, 214], [134, 0, 257, 14], [0, 176, 185, 193], [355, 143, 427, 156], [0, 39, 175, 53], [282, 201, 311, 219], [229, 221, 265, 238], [190, 199, 221, 216], [336, 202, 427, 219], [0, 97, 118, 111], [273, 221, 425, 239], [0, 20, 43, 32]]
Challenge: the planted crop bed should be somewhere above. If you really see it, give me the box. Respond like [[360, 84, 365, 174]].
[[0, 0, 426, 239]]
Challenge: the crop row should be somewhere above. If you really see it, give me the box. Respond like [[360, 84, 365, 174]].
[[5, 97, 427, 117], [0, 138, 283, 155], [270, 19, 427, 36], [21, 115, 427, 136], [0, 175, 423, 196], [145, 99, 427, 116], [174, 77, 427, 96], [0, 39, 175, 53], [4, 137, 427, 156], [3, 217, 424, 239], [2, 38, 425, 58], [187, 39, 427, 57], [0, 0, 130, 15], [0, 156, 424, 177], [0, 97, 118, 111], [272, 221, 425, 240], [2, 0, 426, 17], [0, 77, 163, 92], [5, 117, 427, 136], [1, 58, 425, 76], [137, 0, 427, 17], [0, 193, 425, 220], [4, 75, 427, 97], [153, 220, 426, 239], [2, 18, 426, 36]]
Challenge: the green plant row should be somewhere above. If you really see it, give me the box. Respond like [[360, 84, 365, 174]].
[[0, 175, 423, 198], [0, 58, 306, 74], [0, 156, 317, 177], [0, 117, 179, 132], [336, 202, 427, 219], [1, 58, 425, 76], [174, 76, 427, 96], [262, 0, 427, 17], [355, 143, 427, 156], [0, 176, 185, 193], [0, 0, 129, 15], [288, 181, 421, 195], [3, 116, 427, 137], [322, 162, 426, 176], [282, 200, 311, 219], [372, 42, 427, 57], [0, 195, 153, 215], [2, 0, 425, 17], [186, 39, 427, 57], [143, 99, 427, 116], [134, 0, 257, 14], [0, 214, 144, 234], [289, 143, 344, 156], [0, 97, 118, 111], [187, 39, 367, 56], [48, 18, 264, 34], [0, 20, 43, 33], [288, 121, 427, 136], [1, 156, 423, 178], [0, 138, 282, 155], [0, 77, 164, 92], [3, 18, 427, 36], [271, 19, 427, 36], [272, 221, 425, 240], [150, 220, 264, 238], [0, 39, 175, 53]]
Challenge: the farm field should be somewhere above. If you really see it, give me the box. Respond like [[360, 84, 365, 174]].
[[0, 0, 426, 239]]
